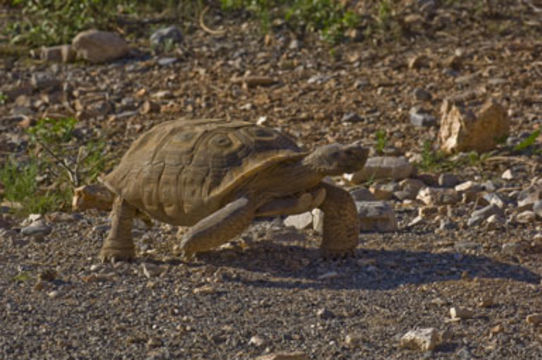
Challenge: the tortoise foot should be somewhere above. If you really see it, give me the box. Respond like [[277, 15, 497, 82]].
[[99, 246, 135, 262]]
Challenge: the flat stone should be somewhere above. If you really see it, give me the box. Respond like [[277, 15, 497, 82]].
[[350, 187, 376, 201], [356, 201, 397, 232], [284, 212, 313, 230], [150, 26, 183, 49], [516, 210, 536, 223], [399, 328, 440, 351], [517, 181, 542, 210], [438, 173, 460, 188], [21, 222, 52, 237], [534, 200, 542, 218], [482, 192, 509, 209], [72, 29, 129, 63], [417, 187, 461, 206], [468, 204, 504, 227], [312, 208, 324, 233], [410, 107, 437, 127], [345, 156, 413, 183], [486, 214, 505, 230], [450, 306, 474, 319]]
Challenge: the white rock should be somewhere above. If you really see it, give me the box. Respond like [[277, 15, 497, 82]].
[[249, 335, 267, 346], [399, 328, 441, 351], [345, 156, 413, 183], [312, 208, 324, 233], [450, 306, 474, 319], [438, 99, 509, 154], [72, 29, 129, 63], [283, 212, 313, 230], [516, 211, 536, 224], [417, 187, 461, 206], [501, 169, 514, 180], [356, 201, 397, 232]]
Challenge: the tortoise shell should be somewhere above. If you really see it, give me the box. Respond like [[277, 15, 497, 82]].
[[103, 119, 307, 225]]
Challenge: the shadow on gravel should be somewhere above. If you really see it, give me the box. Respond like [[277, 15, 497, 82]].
[[198, 241, 541, 290]]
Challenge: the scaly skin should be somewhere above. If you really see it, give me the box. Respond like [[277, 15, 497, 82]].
[[318, 182, 360, 258], [100, 197, 136, 261]]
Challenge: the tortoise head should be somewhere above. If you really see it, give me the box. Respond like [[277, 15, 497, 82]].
[[303, 142, 369, 176]]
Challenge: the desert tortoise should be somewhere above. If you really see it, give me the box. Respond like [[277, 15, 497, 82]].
[[100, 118, 369, 260]]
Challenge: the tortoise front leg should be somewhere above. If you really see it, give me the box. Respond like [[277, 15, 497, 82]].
[[180, 197, 255, 258], [100, 197, 136, 261], [318, 182, 360, 257]]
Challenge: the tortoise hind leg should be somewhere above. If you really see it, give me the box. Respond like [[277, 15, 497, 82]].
[[180, 197, 255, 258], [319, 182, 360, 258], [100, 197, 136, 261]]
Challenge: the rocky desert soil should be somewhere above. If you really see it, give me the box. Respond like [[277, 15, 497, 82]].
[[0, 1, 541, 359]]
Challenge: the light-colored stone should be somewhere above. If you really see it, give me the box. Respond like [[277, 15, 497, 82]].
[[454, 181, 483, 193], [344, 333, 363, 348], [356, 201, 397, 232], [72, 29, 129, 63], [468, 204, 504, 227], [517, 181, 542, 210], [417, 187, 461, 206], [450, 306, 474, 319], [438, 99, 509, 154], [21, 221, 52, 237], [312, 208, 324, 233], [501, 169, 514, 180], [486, 214, 505, 230], [502, 242, 524, 255], [150, 26, 183, 49], [398, 178, 425, 199], [516, 211, 536, 224], [369, 182, 397, 200], [534, 200, 542, 219], [284, 212, 313, 230], [249, 335, 267, 346], [483, 193, 509, 209], [255, 352, 309, 360], [344, 156, 413, 183], [399, 328, 441, 351]]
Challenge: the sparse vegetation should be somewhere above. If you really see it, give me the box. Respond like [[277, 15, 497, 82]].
[[375, 130, 387, 155], [0, 91, 7, 105], [514, 129, 541, 153], [220, 0, 360, 42], [0, 117, 109, 216]]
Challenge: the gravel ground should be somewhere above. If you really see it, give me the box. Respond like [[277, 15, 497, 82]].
[[1, 1, 541, 359]]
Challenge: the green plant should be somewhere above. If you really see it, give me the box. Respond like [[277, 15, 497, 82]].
[[0, 117, 109, 216], [0, 92, 7, 105], [375, 130, 387, 154], [0, 156, 63, 215], [514, 129, 540, 152], [220, 0, 360, 43]]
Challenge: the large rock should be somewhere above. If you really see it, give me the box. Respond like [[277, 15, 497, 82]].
[[356, 201, 397, 232], [72, 30, 129, 63], [344, 156, 413, 183], [438, 99, 509, 154]]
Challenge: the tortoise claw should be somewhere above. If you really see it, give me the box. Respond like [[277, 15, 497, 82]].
[[99, 247, 135, 263]]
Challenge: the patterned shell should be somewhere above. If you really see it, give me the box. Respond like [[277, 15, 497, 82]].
[[103, 119, 305, 225]]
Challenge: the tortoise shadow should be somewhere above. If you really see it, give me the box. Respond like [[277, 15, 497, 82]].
[[195, 240, 540, 290]]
